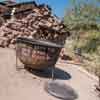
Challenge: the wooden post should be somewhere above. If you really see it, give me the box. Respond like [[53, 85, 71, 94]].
[[10, 7, 16, 21]]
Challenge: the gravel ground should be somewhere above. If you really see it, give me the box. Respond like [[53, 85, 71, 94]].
[[0, 48, 99, 100]]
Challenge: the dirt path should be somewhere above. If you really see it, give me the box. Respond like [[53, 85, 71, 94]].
[[0, 48, 99, 100]]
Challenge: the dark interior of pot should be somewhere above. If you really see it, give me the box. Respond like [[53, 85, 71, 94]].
[[16, 37, 63, 69]]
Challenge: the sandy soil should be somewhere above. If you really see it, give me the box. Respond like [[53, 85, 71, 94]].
[[0, 48, 99, 100]]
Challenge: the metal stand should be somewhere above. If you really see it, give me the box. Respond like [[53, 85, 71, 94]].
[[45, 66, 78, 99], [45, 79, 78, 100], [51, 66, 55, 80], [16, 46, 24, 71]]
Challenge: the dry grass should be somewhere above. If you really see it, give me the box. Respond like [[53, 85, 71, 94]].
[[65, 31, 100, 77]]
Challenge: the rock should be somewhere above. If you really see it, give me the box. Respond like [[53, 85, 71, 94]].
[[0, 37, 8, 47], [9, 44, 15, 49]]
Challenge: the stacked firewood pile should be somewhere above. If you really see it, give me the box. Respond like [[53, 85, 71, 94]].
[[0, 1, 70, 48], [0, 1, 38, 26]]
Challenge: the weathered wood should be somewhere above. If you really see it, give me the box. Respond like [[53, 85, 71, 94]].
[[0, 1, 69, 48]]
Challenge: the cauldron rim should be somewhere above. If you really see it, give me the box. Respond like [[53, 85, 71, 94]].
[[16, 37, 63, 48]]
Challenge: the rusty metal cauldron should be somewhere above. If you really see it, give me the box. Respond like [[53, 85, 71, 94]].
[[16, 37, 63, 70]]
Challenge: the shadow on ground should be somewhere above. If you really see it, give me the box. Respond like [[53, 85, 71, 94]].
[[25, 67, 71, 80]]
